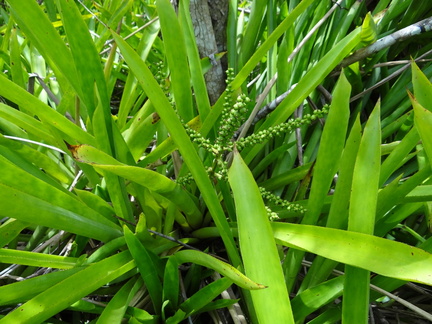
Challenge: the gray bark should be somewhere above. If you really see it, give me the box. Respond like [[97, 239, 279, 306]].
[[190, 0, 228, 105], [340, 16, 432, 68]]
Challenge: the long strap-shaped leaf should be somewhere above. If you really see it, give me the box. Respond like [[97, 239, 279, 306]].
[[0, 76, 95, 147], [56, 0, 110, 122], [157, 0, 194, 122], [7, 0, 79, 96], [285, 72, 351, 291], [343, 102, 381, 323], [228, 149, 294, 324], [0, 267, 83, 306], [412, 91, 432, 164], [0, 251, 135, 324], [0, 155, 122, 242], [173, 250, 266, 290], [96, 277, 143, 324], [0, 249, 78, 269], [272, 222, 432, 285], [68, 143, 202, 227], [124, 226, 163, 314], [177, 0, 211, 121]]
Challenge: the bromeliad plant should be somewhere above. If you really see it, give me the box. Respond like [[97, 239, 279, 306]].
[[2, 0, 432, 323]]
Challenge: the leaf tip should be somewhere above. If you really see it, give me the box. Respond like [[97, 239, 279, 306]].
[[65, 141, 79, 157]]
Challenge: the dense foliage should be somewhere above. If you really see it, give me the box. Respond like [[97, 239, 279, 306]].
[[1, 0, 432, 323]]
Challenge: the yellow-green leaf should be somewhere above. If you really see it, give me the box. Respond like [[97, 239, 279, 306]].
[[361, 12, 378, 46], [272, 222, 432, 285], [228, 149, 294, 323]]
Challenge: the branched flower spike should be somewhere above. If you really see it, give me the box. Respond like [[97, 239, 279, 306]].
[[235, 105, 329, 150], [259, 187, 306, 214], [184, 124, 213, 152], [185, 68, 250, 157], [215, 69, 251, 152]]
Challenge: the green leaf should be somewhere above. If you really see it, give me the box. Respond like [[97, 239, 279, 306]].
[[165, 309, 186, 324], [178, 277, 233, 316], [228, 149, 294, 323], [9, 28, 26, 89], [124, 226, 163, 314], [0, 155, 122, 242], [163, 257, 180, 312], [156, 0, 193, 122], [56, 0, 110, 121], [348, 101, 381, 234], [360, 12, 378, 46], [0, 218, 29, 248], [0, 251, 135, 324], [344, 101, 381, 323], [98, 165, 201, 227], [285, 72, 351, 290], [379, 127, 420, 186], [173, 250, 266, 290], [0, 248, 78, 269], [376, 164, 430, 222], [411, 61, 432, 110], [68, 143, 202, 227], [292, 276, 344, 322], [411, 92, 432, 165], [67, 143, 123, 165], [7, 0, 80, 95], [123, 107, 159, 161], [301, 117, 362, 290], [272, 222, 432, 285], [239, 0, 267, 66], [0, 134, 71, 184], [117, 20, 161, 128], [0, 268, 83, 306], [126, 306, 158, 324], [97, 277, 143, 324], [0, 182, 122, 242], [404, 185, 432, 202], [178, 0, 211, 120], [0, 104, 56, 145], [304, 71, 351, 225], [0, 76, 95, 146], [259, 162, 313, 190]]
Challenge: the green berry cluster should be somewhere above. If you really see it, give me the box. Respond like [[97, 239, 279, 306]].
[[183, 68, 250, 159], [154, 61, 171, 94], [216, 69, 250, 149], [259, 187, 306, 214], [265, 206, 280, 221], [177, 165, 227, 187], [235, 106, 329, 150], [176, 173, 194, 186], [223, 68, 235, 104], [217, 93, 250, 146], [184, 124, 213, 152], [154, 61, 164, 82], [206, 165, 228, 181]]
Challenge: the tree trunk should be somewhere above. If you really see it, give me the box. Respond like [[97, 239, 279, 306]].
[[189, 0, 228, 105]]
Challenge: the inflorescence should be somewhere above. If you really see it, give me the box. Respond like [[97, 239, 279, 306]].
[[215, 68, 250, 151], [178, 69, 330, 216], [259, 187, 306, 218], [235, 106, 328, 150]]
